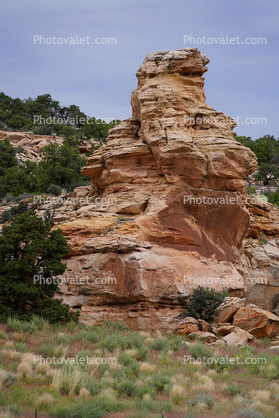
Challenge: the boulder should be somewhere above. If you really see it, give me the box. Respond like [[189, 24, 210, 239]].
[[198, 319, 212, 333], [222, 327, 254, 346], [174, 317, 199, 336], [214, 297, 246, 323], [233, 306, 279, 338]]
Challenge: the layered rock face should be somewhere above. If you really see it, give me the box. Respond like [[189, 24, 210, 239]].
[[54, 48, 258, 330], [82, 49, 257, 263]]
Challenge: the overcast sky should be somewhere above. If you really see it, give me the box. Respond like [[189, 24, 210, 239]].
[[0, 0, 278, 139]]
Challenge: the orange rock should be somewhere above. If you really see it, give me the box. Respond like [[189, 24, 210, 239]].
[[233, 306, 279, 338], [174, 317, 199, 336]]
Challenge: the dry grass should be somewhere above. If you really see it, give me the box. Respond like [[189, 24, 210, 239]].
[[79, 388, 90, 399], [17, 362, 32, 377], [0, 370, 8, 390], [250, 389, 270, 403], [139, 362, 154, 373], [171, 384, 185, 404], [192, 375, 215, 392], [35, 362, 50, 375], [36, 393, 54, 412]]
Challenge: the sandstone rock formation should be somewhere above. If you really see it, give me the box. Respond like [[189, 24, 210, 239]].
[[58, 48, 259, 329], [3, 48, 279, 331]]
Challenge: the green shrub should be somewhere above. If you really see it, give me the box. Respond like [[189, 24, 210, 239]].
[[189, 343, 213, 359], [0, 331, 8, 340], [258, 233, 267, 245], [232, 407, 266, 418], [187, 286, 228, 322], [49, 395, 125, 418], [224, 384, 242, 396], [100, 334, 128, 352], [47, 184, 62, 196], [118, 352, 135, 366], [64, 181, 91, 193], [134, 398, 172, 412], [39, 342, 68, 359], [103, 319, 128, 331], [266, 190, 279, 206], [8, 403, 22, 415], [33, 125, 54, 136], [73, 329, 98, 343], [30, 315, 49, 330], [206, 355, 233, 372], [7, 317, 37, 333], [14, 146, 25, 154], [130, 333, 145, 348], [85, 378, 102, 396], [151, 374, 171, 393], [151, 338, 168, 351], [117, 381, 138, 397], [15, 342, 28, 352], [0, 209, 12, 224], [247, 186, 257, 196], [135, 345, 149, 361], [169, 335, 186, 351], [188, 392, 214, 409], [0, 201, 28, 224]]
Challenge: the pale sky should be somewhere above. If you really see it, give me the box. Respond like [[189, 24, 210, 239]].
[[0, 0, 278, 139]]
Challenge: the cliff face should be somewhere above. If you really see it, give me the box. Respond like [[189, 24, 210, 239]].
[[55, 48, 257, 330]]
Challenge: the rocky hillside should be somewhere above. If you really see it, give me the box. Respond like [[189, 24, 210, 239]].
[[2, 48, 279, 332]]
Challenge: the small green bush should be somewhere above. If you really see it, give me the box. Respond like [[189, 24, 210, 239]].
[[232, 407, 265, 418], [103, 319, 128, 331], [30, 315, 49, 330], [130, 332, 145, 348], [100, 334, 129, 352], [151, 374, 171, 393], [247, 186, 257, 196], [188, 392, 214, 409], [258, 233, 267, 245], [117, 381, 138, 397], [189, 343, 213, 359], [49, 395, 125, 418], [47, 184, 62, 196], [118, 352, 134, 366], [7, 317, 37, 333], [224, 384, 242, 396], [206, 355, 233, 372], [187, 286, 228, 322], [266, 189, 279, 207], [0, 331, 8, 340], [15, 342, 28, 352], [169, 335, 186, 351], [151, 338, 168, 351], [135, 398, 172, 412], [135, 345, 149, 361]]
